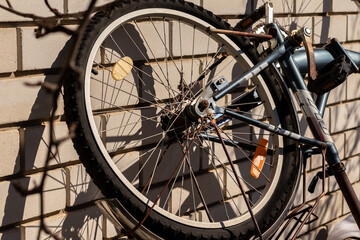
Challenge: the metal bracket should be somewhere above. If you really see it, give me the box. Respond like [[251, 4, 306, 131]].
[[193, 76, 228, 117]]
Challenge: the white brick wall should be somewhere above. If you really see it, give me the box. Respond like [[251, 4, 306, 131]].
[[0, 75, 63, 125], [0, 28, 17, 73], [0, 0, 359, 239], [24, 122, 78, 170], [20, 27, 72, 70], [0, 129, 20, 177], [0, 0, 64, 22]]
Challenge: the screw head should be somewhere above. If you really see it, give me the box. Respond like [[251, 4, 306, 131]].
[[304, 27, 312, 37]]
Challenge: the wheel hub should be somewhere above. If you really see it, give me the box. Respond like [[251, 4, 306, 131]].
[[160, 103, 200, 138]]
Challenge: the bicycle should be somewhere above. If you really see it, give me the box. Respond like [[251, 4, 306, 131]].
[[63, 0, 360, 239]]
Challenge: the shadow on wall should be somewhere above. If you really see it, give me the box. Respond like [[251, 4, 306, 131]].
[[0, 34, 106, 239], [1, 0, 356, 239]]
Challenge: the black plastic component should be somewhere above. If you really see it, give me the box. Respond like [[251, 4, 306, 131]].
[[91, 68, 99, 75], [234, 4, 266, 31], [308, 55, 352, 95], [325, 38, 359, 73], [308, 168, 334, 193]]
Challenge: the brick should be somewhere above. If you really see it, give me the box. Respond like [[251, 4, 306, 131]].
[[345, 129, 360, 157], [347, 15, 360, 41], [342, 42, 360, 52], [23, 207, 103, 240], [88, 69, 139, 111], [225, 157, 270, 200], [102, 20, 169, 63], [68, 164, 103, 207], [24, 122, 78, 170], [313, 16, 347, 44], [203, 194, 249, 222], [0, 228, 21, 239], [201, 57, 247, 88], [20, 27, 72, 70], [140, 60, 201, 101], [67, 0, 114, 12], [0, 169, 66, 226], [293, 169, 328, 207], [171, 21, 218, 58], [0, 28, 17, 73], [68, 0, 201, 13], [0, 0, 64, 22], [295, 0, 331, 13], [0, 129, 20, 177], [346, 73, 360, 100], [332, 0, 359, 12], [327, 79, 346, 105], [276, 16, 312, 32], [169, 170, 224, 215], [203, 0, 252, 15], [22, 214, 64, 239], [309, 190, 343, 229], [344, 157, 360, 183], [0, 75, 63, 125], [255, 0, 294, 14], [329, 101, 360, 133]]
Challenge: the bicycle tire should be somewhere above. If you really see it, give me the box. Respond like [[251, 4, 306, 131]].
[[64, 0, 301, 239]]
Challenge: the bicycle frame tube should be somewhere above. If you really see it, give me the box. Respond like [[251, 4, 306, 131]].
[[210, 36, 328, 148], [210, 23, 360, 229]]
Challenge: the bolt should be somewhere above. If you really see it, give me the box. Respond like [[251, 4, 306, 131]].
[[198, 100, 209, 112], [304, 27, 311, 37]]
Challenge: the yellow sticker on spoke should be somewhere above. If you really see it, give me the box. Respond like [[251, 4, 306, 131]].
[[111, 56, 133, 81], [251, 138, 268, 179]]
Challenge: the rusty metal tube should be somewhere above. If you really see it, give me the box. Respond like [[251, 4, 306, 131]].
[[207, 27, 273, 39], [332, 163, 360, 229]]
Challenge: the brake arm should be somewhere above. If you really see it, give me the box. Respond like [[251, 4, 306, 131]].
[[299, 27, 317, 81]]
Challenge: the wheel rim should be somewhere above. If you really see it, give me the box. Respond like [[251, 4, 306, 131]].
[[82, 8, 284, 228]]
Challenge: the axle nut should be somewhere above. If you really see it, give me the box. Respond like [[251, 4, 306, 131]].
[[198, 100, 209, 112]]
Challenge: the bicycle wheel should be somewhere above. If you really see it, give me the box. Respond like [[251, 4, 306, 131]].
[[64, 0, 301, 239]]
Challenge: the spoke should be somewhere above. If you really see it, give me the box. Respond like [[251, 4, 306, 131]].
[[178, 139, 214, 222], [190, 26, 196, 86], [198, 138, 243, 215], [223, 132, 274, 166], [133, 20, 177, 98], [132, 123, 204, 232], [149, 17, 181, 75], [141, 142, 171, 194], [163, 18, 171, 101], [178, 20, 184, 81], [98, 46, 178, 95], [90, 77, 177, 115], [197, 134, 263, 200], [110, 31, 177, 99], [210, 119, 263, 237], [131, 133, 168, 184], [90, 95, 161, 124], [225, 107, 268, 119], [219, 129, 272, 182], [93, 59, 184, 110], [223, 86, 257, 107]]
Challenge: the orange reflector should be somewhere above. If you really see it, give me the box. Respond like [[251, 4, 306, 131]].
[[251, 138, 269, 179]]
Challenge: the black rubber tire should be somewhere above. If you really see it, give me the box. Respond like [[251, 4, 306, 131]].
[[64, 0, 301, 239]]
